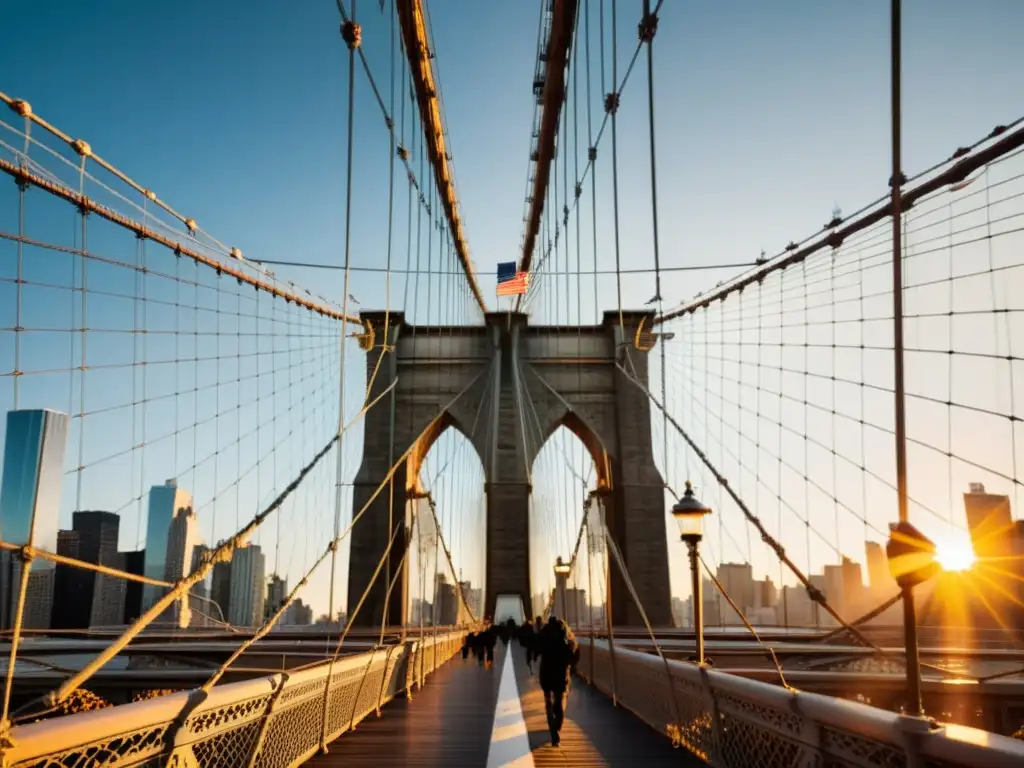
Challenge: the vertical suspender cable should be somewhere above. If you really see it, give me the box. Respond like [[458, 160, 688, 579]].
[[609, 0, 625, 336], [888, 0, 924, 719], [586, 1, 599, 323], [328, 0, 360, 649], [382, 0, 399, 640], [890, 0, 908, 528]]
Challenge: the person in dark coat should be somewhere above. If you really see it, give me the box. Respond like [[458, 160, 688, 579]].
[[519, 620, 537, 673], [502, 617, 516, 646], [482, 620, 498, 667], [533, 615, 580, 746]]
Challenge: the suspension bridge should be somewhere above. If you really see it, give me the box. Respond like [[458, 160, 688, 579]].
[[1, 0, 1024, 765]]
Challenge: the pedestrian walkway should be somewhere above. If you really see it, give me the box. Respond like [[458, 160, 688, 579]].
[[509, 640, 693, 767], [307, 638, 698, 766], [307, 642, 503, 766]]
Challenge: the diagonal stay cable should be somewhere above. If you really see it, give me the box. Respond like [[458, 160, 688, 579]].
[[17, 376, 399, 715], [424, 496, 478, 624], [698, 554, 791, 689], [159, 365, 488, 708], [614, 361, 974, 681]]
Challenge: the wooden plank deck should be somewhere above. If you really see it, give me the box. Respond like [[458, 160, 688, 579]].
[[307, 639, 700, 766], [510, 641, 700, 767], [306, 642, 503, 766]]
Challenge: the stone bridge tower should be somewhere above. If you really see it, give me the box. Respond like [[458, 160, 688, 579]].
[[347, 310, 671, 628]]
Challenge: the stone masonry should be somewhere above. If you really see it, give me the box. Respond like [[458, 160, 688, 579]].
[[346, 310, 671, 628]]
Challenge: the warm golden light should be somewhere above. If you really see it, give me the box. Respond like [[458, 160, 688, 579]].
[[934, 532, 977, 572]]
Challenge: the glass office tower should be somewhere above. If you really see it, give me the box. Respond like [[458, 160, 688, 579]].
[[141, 479, 193, 612], [228, 544, 266, 628], [0, 409, 70, 629]]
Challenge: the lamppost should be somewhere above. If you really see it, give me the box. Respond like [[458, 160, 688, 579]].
[[886, 520, 938, 717], [672, 481, 712, 665], [554, 556, 572, 623]]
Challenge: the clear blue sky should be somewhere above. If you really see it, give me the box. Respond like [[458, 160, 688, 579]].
[[1, 0, 1022, 617], [5, 0, 1021, 304]]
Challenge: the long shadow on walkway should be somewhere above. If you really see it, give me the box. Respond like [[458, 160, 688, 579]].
[[511, 640, 701, 767], [307, 644, 504, 767]]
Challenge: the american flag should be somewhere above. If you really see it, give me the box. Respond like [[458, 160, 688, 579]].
[[496, 271, 529, 296]]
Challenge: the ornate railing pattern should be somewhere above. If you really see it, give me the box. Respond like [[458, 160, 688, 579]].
[[577, 638, 1024, 768], [2, 630, 465, 767]]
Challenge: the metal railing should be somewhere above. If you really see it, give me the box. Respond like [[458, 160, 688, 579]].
[[577, 638, 1024, 768], [2, 630, 466, 767]]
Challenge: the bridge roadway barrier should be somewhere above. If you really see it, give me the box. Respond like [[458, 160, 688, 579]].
[[577, 637, 1024, 767], [1, 629, 467, 767]]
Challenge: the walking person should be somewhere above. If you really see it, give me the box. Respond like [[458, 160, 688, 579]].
[[519, 619, 536, 673], [534, 615, 580, 747], [531, 615, 543, 671], [482, 620, 498, 667]]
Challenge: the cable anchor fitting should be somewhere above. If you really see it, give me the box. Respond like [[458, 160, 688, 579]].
[[9, 98, 32, 118], [16, 544, 36, 565], [341, 21, 362, 50], [638, 12, 658, 43], [604, 92, 620, 115], [70, 138, 92, 158]]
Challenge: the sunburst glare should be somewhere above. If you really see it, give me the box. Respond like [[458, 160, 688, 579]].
[[934, 530, 977, 572]]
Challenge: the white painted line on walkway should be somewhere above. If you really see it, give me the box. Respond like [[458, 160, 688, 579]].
[[486, 648, 536, 768]]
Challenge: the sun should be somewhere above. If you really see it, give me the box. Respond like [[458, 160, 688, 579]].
[[934, 533, 976, 572]]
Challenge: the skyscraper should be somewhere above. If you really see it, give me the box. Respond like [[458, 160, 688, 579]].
[[50, 510, 120, 629], [434, 573, 457, 626], [964, 483, 1014, 560], [716, 563, 754, 625], [90, 552, 127, 628], [840, 556, 866, 619], [284, 598, 313, 626], [864, 542, 892, 594], [0, 409, 70, 630], [809, 574, 828, 627], [265, 573, 288, 622], [211, 557, 233, 624], [963, 483, 1024, 634], [163, 504, 199, 628], [228, 544, 266, 627], [188, 544, 214, 627], [120, 549, 146, 624], [822, 565, 845, 624], [141, 479, 193, 612]]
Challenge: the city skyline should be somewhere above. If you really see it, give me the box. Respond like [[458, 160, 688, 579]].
[[1, 389, 1022, 632], [1, 1, 1022, 621], [1, 2, 1023, 761], [0, 3, 1022, 626]]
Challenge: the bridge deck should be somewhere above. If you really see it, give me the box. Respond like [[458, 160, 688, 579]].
[[307, 640, 694, 767]]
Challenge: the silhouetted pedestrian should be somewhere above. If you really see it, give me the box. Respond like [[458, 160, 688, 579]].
[[534, 615, 580, 747], [501, 617, 516, 646], [480, 620, 498, 667], [519, 620, 536, 673]]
